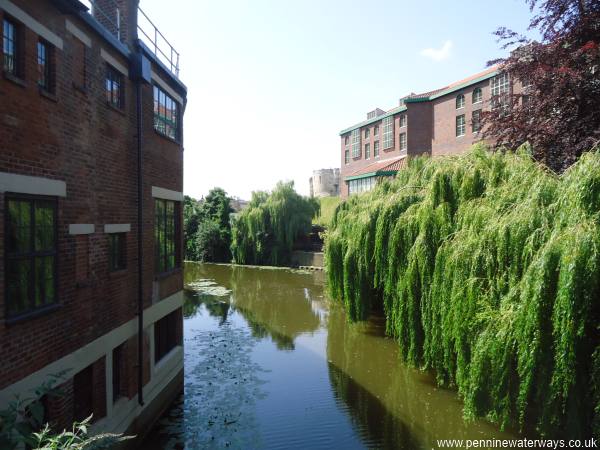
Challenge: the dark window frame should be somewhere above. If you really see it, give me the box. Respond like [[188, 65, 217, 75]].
[[154, 311, 179, 363], [112, 344, 124, 403], [73, 364, 93, 422], [2, 16, 23, 78], [37, 38, 53, 93], [108, 232, 126, 271], [4, 194, 58, 320], [153, 84, 180, 141], [105, 64, 124, 109], [154, 199, 180, 275]]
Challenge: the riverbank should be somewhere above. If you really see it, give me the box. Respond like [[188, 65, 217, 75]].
[[325, 146, 600, 438]]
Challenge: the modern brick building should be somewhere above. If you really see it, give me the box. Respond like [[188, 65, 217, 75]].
[[339, 67, 523, 197], [309, 168, 340, 198], [0, 0, 187, 442]]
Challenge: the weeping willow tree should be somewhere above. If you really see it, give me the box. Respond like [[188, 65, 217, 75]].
[[325, 144, 600, 438], [231, 181, 320, 266]]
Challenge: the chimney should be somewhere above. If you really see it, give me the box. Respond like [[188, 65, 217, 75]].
[[92, 0, 139, 47]]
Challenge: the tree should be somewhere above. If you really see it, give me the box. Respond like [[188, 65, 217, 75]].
[[183, 195, 202, 260], [484, 0, 600, 172], [183, 189, 234, 263], [230, 181, 320, 266]]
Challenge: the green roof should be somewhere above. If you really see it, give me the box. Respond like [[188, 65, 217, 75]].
[[345, 170, 398, 181]]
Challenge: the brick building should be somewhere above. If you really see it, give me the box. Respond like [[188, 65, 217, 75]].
[[339, 67, 523, 197], [0, 0, 187, 442]]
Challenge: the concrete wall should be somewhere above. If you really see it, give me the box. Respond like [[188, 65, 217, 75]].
[[290, 251, 324, 268]]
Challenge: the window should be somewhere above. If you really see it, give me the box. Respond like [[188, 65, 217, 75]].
[[105, 65, 123, 109], [37, 40, 52, 92], [456, 114, 466, 137], [364, 128, 370, 139], [374, 140, 380, 158], [491, 73, 510, 109], [365, 143, 370, 159], [153, 85, 180, 140], [73, 365, 93, 422], [382, 116, 394, 149], [374, 125, 379, 136], [108, 233, 126, 271], [399, 132, 407, 150], [155, 310, 179, 362], [456, 94, 465, 109], [399, 114, 407, 128], [3, 18, 19, 76], [344, 149, 349, 164], [344, 135, 349, 145], [472, 110, 481, 133], [348, 176, 377, 195], [351, 129, 360, 158], [155, 199, 179, 273], [112, 345, 124, 402], [6, 196, 57, 318], [472, 88, 482, 104]]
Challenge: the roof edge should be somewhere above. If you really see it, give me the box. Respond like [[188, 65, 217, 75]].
[[341, 68, 500, 135], [339, 105, 407, 136], [406, 69, 499, 103], [345, 169, 398, 181]]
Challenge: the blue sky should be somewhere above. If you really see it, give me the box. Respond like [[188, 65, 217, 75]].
[[140, 0, 535, 199]]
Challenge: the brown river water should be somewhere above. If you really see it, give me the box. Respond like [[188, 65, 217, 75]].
[[140, 262, 516, 449]]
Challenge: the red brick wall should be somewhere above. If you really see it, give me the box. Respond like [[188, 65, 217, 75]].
[[0, 0, 185, 421], [340, 111, 411, 198], [431, 80, 490, 156], [406, 102, 433, 156]]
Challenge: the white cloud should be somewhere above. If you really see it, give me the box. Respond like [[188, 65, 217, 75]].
[[420, 40, 453, 62]]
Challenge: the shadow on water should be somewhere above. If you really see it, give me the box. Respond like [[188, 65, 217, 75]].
[[328, 363, 420, 450], [142, 263, 517, 449]]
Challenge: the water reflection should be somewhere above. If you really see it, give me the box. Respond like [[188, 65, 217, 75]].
[[142, 263, 516, 449], [185, 263, 322, 350]]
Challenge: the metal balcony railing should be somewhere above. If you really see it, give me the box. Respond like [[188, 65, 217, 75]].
[[136, 6, 180, 77], [79, 0, 180, 77]]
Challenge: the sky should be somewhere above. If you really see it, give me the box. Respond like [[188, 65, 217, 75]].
[[139, 0, 536, 200]]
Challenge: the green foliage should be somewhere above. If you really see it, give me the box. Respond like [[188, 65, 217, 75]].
[[325, 144, 600, 438], [231, 181, 320, 266], [184, 188, 234, 263], [32, 416, 133, 449], [0, 373, 66, 449], [0, 374, 132, 450], [313, 196, 341, 227]]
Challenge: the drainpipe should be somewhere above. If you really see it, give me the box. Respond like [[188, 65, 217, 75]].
[[136, 77, 144, 407]]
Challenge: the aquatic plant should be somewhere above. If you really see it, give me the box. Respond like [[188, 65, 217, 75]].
[[231, 181, 320, 266], [325, 144, 600, 437]]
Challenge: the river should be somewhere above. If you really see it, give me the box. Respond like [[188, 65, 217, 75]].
[[141, 262, 516, 449]]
